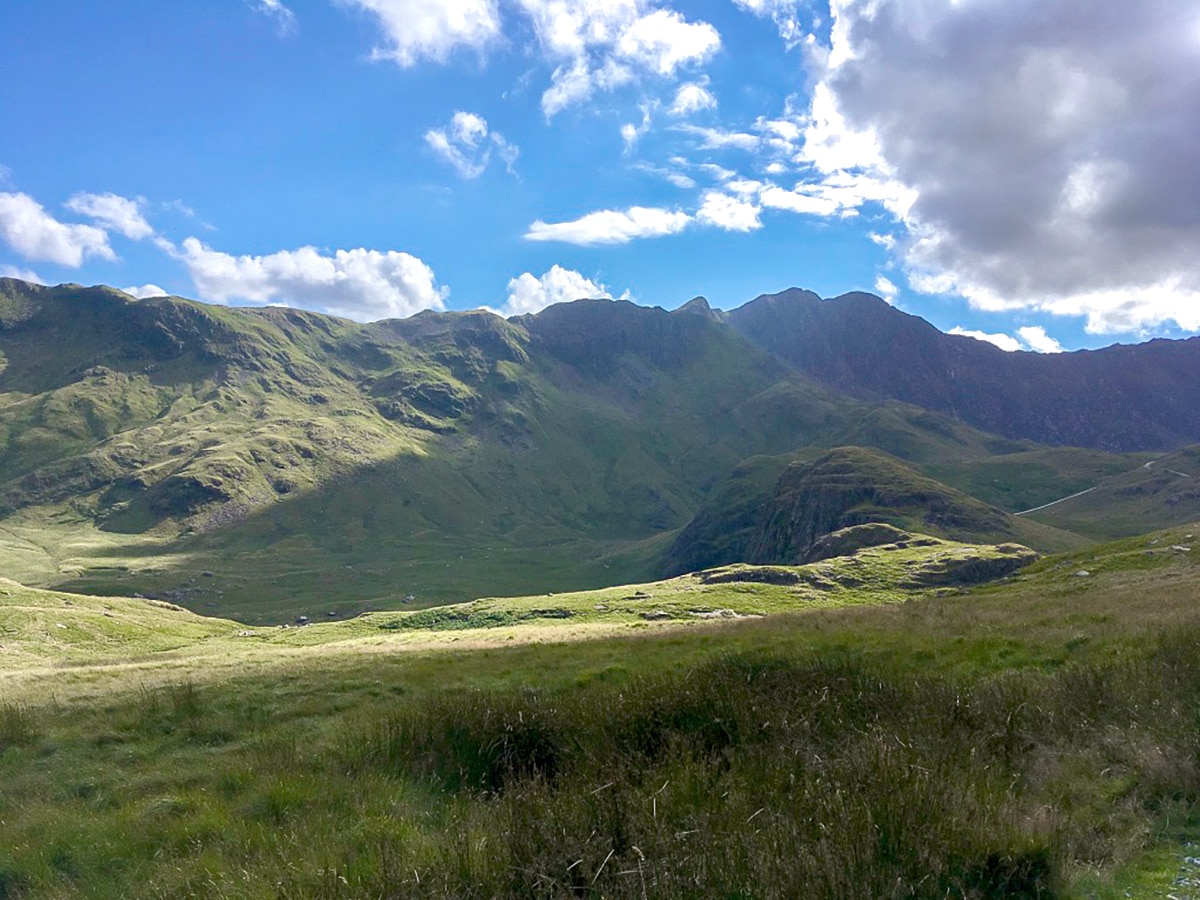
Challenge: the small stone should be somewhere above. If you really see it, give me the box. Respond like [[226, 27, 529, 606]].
[[1074, 570, 1091, 577]]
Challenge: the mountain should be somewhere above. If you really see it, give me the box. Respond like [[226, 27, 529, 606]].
[[0, 277, 1192, 622], [726, 288, 1200, 452], [1, 279, 1002, 621]]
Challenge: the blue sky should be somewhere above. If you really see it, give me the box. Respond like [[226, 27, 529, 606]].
[[1, 0, 1198, 351]]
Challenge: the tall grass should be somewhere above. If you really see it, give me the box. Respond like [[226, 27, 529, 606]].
[[2, 631, 1199, 897], [322, 635, 1200, 898]]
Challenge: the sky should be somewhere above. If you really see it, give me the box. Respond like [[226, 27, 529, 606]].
[[1, 0, 1198, 352]]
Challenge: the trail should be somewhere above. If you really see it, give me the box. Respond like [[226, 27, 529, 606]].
[[1014, 486, 1099, 516], [1016, 456, 1195, 517]]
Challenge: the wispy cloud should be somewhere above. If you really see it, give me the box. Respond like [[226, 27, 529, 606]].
[[425, 111, 518, 178], [249, 0, 296, 35]]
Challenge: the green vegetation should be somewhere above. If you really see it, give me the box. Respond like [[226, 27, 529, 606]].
[[1, 525, 1199, 897]]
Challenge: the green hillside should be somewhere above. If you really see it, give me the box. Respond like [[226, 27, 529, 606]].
[[1, 279, 1193, 624], [664, 445, 1085, 575]]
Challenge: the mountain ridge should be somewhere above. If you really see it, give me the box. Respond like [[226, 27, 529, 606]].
[[0, 277, 1195, 621], [726, 286, 1200, 452]]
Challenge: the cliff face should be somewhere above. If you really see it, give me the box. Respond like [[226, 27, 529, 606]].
[[727, 288, 1200, 452]]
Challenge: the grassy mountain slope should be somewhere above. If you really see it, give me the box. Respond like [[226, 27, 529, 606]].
[[0, 278, 1181, 622], [1025, 444, 1200, 539], [0, 282, 908, 620]]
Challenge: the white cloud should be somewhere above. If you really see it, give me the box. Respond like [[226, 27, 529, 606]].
[[633, 163, 696, 189], [179, 238, 447, 321], [516, 0, 720, 117], [342, 0, 501, 67], [696, 191, 761, 232], [620, 102, 656, 152], [759, 185, 840, 217], [122, 284, 169, 299], [542, 57, 634, 117], [948, 327, 1021, 353], [669, 80, 716, 116], [425, 111, 518, 178], [0, 265, 44, 284], [615, 9, 719, 76], [525, 206, 691, 245], [1016, 326, 1063, 353], [0, 192, 114, 266], [0, 164, 11, 186], [502, 265, 614, 316], [733, 0, 805, 46], [677, 124, 760, 152], [250, 0, 296, 34], [811, 0, 1200, 334], [874, 274, 898, 302], [949, 324, 1067, 353], [65, 192, 154, 240], [696, 162, 736, 182]]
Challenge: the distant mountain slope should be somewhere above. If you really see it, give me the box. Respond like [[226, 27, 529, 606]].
[[1023, 445, 1200, 540], [726, 288, 1200, 452]]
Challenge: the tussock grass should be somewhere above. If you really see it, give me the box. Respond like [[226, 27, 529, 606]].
[[3, 630, 1200, 897]]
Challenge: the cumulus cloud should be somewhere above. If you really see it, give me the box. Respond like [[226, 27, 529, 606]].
[[517, 0, 720, 116], [948, 327, 1022, 353], [179, 238, 447, 321], [425, 111, 518, 178], [0, 265, 44, 284], [342, 0, 501, 67], [249, 0, 296, 34], [65, 192, 154, 240], [949, 324, 1066, 353], [811, 0, 1200, 334], [1016, 326, 1063, 354], [525, 206, 691, 245], [874, 274, 898, 302], [502, 265, 615, 316], [122, 284, 169, 299], [0, 192, 114, 266], [696, 192, 761, 231], [669, 79, 716, 116]]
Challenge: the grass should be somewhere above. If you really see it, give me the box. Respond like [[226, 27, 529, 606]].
[[0, 525, 1199, 896]]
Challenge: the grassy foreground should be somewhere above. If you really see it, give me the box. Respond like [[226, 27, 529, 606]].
[[1, 527, 1199, 897]]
